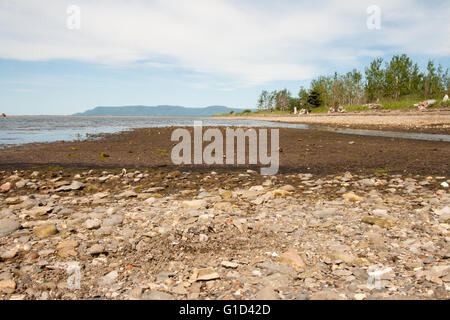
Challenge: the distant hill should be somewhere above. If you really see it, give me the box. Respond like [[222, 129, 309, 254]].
[[73, 105, 248, 117]]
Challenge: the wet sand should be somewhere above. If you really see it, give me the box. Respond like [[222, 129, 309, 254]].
[[0, 126, 449, 175]]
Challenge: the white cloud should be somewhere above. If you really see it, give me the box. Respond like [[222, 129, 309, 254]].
[[0, 0, 448, 86]]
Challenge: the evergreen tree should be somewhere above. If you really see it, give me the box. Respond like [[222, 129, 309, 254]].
[[307, 89, 322, 108]]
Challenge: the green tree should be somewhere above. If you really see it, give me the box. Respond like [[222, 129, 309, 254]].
[[365, 57, 384, 101], [310, 76, 332, 106], [298, 86, 309, 109], [307, 89, 322, 109], [331, 72, 344, 110], [257, 90, 266, 110], [384, 54, 415, 99], [423, 60, 443, 97], [342, 69, 363, 105], [274, 89, 290, 111]]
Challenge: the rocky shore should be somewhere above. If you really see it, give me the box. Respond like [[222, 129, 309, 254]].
[[1, 168, 449, 300]]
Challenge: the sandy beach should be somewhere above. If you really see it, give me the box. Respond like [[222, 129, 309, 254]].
[[215, 109, 450, 134]]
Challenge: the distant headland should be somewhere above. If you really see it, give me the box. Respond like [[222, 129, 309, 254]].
[[73, 105, 249, 117]]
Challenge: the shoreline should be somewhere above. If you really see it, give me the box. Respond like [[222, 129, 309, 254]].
[[214, 109, 450, 134]]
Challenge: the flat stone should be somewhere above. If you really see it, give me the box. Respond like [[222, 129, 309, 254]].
[[56, 181, 84, 192], [102, 214, 123, 227], [343, 193, 364, 202], [0, 279, 16, 292], [255, 287, 279, 300], [0, 219, 21, 236], [313, 207, 337, 218], [33, 224, 58, 238], [84, 219, 102, 230], [310, 290, 344, 300], [27, 206, 53, 217], [117, 190, 137, 198], [88, 244, 105, 255], [279, 248, 306, 270], [362, 216, 395, 228], [0, 248, 18, 259], [327, 250, 356, 264], [142, 291, 174, 300], [195, 268, 220, 281], [57, 246, 78, 258], [182, 200, 206, 209], [221, 261, 239, 269], [278, 185, 295, 192], [0, 182, 11, 192], [98, 270, 118, 286]]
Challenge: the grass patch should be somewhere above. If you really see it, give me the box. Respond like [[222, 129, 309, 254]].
[[213, 110, 290, 116], [374, 169, 391, 174], [213, 96, 449, 116], [99, 152, 110, 159], [310, 106, 329, 113], [46, 165, 63, 171]]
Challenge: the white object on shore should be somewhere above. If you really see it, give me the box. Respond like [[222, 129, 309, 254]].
[[443, 94, 449, 102], [416, 99, 436, 110]]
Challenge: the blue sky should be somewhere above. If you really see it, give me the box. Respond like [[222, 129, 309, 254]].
[[0, 0, 449, 115]]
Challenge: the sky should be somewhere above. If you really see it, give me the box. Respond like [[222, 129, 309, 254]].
[[0, 0, 449, 115]]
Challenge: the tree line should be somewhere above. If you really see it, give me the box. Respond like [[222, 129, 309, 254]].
[[257, 54, 450, 112]]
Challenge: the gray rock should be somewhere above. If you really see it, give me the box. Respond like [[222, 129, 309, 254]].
[[255, 287, 279, 300], [88, 244, 105, 255], [102, 214, 123, 227], [56, 181, 84, 192], [98, 271, 118, 286], [84, 219, 102, 230], [141, 291, 174, 300], [0, 219, 21, 236], [313, 208, 337, 218]]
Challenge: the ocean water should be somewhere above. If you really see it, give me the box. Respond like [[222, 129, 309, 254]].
[[0, 116, 310, 147], [0, 116, 449, 147]]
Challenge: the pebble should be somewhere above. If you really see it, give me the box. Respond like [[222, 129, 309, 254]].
[[255, 287, 279, 300], [362, 216, 395, 228], [98, 270, 118, 286], [0, 182, 11, 192], [0, 219, 21, 236], [0, 170, 448, 300], [343, 193, 364, 202], [84, 219, 102, 230], [221, 261, 239, 269], [0, 279, 16, 292], [142, 291, 174, 300], [33, 224, 58, 238], [194, 268, 220, 281]]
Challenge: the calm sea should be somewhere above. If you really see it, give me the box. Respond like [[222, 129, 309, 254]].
[[0, 116, 310, 147]]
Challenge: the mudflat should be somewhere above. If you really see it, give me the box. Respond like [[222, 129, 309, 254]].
[[0, 126, 448, 175]]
